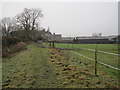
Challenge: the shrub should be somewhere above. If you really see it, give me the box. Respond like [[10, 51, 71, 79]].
[[2, 36, 21, 47], [2, 42, 27, 58]]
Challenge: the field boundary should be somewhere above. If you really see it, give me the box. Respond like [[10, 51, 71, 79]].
[[56, 46, 119, 56], [71, 51, 120, 71], [55, 45, 119, 71], [82, 48, 119, 56]]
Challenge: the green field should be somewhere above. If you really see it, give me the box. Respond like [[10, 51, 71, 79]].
[[55, 43, 118, 66], [55, 43, 118, 53], [55, 43, 119, 77]]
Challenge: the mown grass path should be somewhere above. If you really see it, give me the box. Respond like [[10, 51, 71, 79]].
[[2, 43, 62, 88]]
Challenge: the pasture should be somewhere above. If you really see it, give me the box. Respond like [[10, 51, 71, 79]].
[[55, 43, 119, 78], [55, 43, 118, 53]]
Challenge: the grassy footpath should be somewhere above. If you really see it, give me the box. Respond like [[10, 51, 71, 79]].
[[2, 43, 62, 88]]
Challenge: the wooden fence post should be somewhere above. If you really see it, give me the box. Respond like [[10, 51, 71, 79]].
[[67, 42, 69, 60], [95, 50, 97, 75], [49, 41, 51, 47], [95, 44, 98, 76], [52, 41, 55, 48]]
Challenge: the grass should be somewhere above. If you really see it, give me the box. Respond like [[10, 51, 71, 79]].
[[2, 42, 119, 88], [73, 49, 118, 67], [69, 50, 118, 78], [48, 48, 118, 88], [55, 43, 118, 53], [55, 43, 119, 78], [2, 43, 62, 88], [55, 43, 118, 66]]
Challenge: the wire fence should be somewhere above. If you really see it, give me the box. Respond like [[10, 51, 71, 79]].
[[81, 48, 120, 56], [52, 41, 119, 76], [71, 51, 120, 71]]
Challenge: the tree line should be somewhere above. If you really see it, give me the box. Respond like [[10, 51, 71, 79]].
[[1, 8, 52, 47]]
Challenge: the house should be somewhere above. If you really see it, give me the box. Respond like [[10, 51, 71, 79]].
[[61, 37, 74, 43], [53, 33, 62, 42], [47, 33, 62, 42]]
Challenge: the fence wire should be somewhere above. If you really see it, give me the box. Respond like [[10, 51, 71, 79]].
[[71, 51, 120, 71]]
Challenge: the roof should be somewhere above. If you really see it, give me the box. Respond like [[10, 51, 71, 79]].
[[76, 36, 108, 40], [53, 34, 62, 37], [105, 35, 120, 39], [62, 37, 75, 40]]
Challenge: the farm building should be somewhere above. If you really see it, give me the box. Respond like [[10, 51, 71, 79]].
[[60, 35, 120, 44], [59, 36, 117, 44], [105, 35, 120, 43], [74, 36, 110, 44], [48, 33, 119, 44]]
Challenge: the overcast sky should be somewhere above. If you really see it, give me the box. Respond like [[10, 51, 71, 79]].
[[1, 2, 118, 37]]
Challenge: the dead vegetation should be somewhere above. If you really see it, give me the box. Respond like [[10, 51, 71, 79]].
[[2, 42, 27, 58]]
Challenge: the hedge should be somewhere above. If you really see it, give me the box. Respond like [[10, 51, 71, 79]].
[[2, 36, 21, 47]]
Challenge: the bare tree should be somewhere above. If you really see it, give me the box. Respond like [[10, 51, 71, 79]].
[[16, 8, 43, 40], [1, 17, 16, 36], [16, 8, 43, 31]]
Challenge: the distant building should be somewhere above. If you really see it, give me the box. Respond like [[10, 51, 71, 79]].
[[45, 33, 53, 41], [61, 37, 74, 43], [47, 33, 62, 42], [75, 36, 110, 44], [60, 35, 119, 44], [48, 33, 119, 44], [105, 35, 120, 43], [106, 35, 120, 43], [53, 33, 62, 42]]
